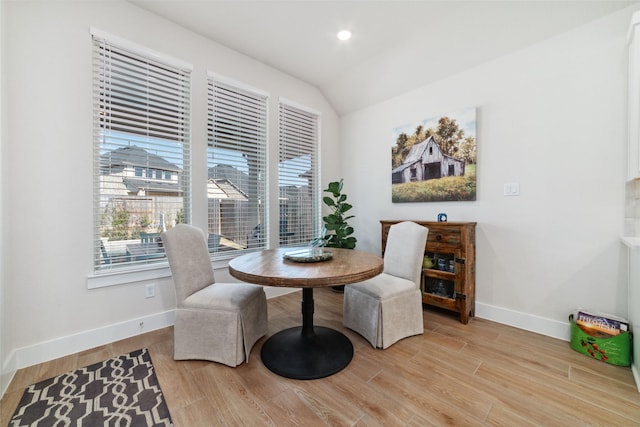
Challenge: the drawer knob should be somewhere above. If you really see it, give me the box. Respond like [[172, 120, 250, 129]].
[[436, 235, 442, 241]]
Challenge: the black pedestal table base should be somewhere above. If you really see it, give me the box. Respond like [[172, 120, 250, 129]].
[[260, 287, 354, 380], [261, 326, 353, 380]]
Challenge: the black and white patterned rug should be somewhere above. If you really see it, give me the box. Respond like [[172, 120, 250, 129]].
[[8, 348, 172, 427]]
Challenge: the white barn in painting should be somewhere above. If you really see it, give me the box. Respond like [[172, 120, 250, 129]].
[[392, 136, 465, 184]]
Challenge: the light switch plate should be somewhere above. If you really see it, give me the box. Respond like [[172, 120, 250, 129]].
[[503, 182, 520, 196]]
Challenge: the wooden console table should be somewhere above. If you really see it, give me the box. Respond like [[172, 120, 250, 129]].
[[381, 220, 476, 324]]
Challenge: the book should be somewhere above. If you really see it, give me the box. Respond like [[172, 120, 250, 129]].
[[574, 310, 629, 338]]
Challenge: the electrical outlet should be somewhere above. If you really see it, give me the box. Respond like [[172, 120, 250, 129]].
[[145, 283, 155, 298]]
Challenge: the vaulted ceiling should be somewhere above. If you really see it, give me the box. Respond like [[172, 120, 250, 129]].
[[129, 0, 634, 115]]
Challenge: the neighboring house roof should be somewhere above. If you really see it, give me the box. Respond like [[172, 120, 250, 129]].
[[101, 145, 181, 172], [207, 178, 248, 200], [208, 164, 249, 194]]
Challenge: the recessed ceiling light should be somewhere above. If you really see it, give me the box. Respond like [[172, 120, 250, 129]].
[[337, 30, 352, 41]]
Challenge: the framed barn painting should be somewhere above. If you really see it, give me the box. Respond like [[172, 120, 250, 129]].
[[391, 107, 477, 203]]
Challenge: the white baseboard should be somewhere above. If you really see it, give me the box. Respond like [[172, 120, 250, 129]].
[[632, 364, 640, 392], [475, 301, 571, 341], [0, 287, 299, 398], [0, 364, 14, 400], [476, 302, 640, 392], [18, 310, 175, 369], [1, 310, 175, 398]]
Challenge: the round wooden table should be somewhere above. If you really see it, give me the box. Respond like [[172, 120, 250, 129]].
[[229, 247, 383, 380]]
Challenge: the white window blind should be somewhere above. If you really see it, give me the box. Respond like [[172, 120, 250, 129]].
[[207, 76, 267, 256], [278, 101, 320, 247], [92, 34, 191, 272]]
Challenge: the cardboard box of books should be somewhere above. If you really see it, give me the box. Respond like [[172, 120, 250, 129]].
[[569, 310, 631, 366]]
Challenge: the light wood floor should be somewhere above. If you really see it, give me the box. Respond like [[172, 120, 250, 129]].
[[2, 288, 640, 426]]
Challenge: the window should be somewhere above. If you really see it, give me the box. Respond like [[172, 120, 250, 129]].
[[92, 32, 191, 271], [207, 75, 267, 256], [278, 100, 320, 247]]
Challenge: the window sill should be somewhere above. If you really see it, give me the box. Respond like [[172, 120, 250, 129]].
[[87, 257, 233, 289]]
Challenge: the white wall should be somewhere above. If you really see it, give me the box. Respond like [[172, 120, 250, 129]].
[[341, 6, 634, 339], [0, 0, 7, 394], [1, 0, 339, 387]]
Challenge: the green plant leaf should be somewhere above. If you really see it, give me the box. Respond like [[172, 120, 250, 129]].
[[340, 203, 353, 213], [315, 178, 356, 249], [344, 237, 357, 249], [323, 196, 336, 207], [327, 181, 342, 196]]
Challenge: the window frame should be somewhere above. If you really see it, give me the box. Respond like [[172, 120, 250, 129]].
[[90, 29, 193, 282], [206, 73, 269, 260], [278, 98, 321, 247]]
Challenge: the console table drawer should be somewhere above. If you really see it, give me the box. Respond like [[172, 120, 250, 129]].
[[427, 228, 461, 246]]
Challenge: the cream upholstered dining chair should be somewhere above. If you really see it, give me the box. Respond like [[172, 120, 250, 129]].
[[161, 224, 268, 367], [343, 221, 428, 349]]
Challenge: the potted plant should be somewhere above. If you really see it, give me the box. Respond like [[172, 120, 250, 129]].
[[311, 179, 357, 291]]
